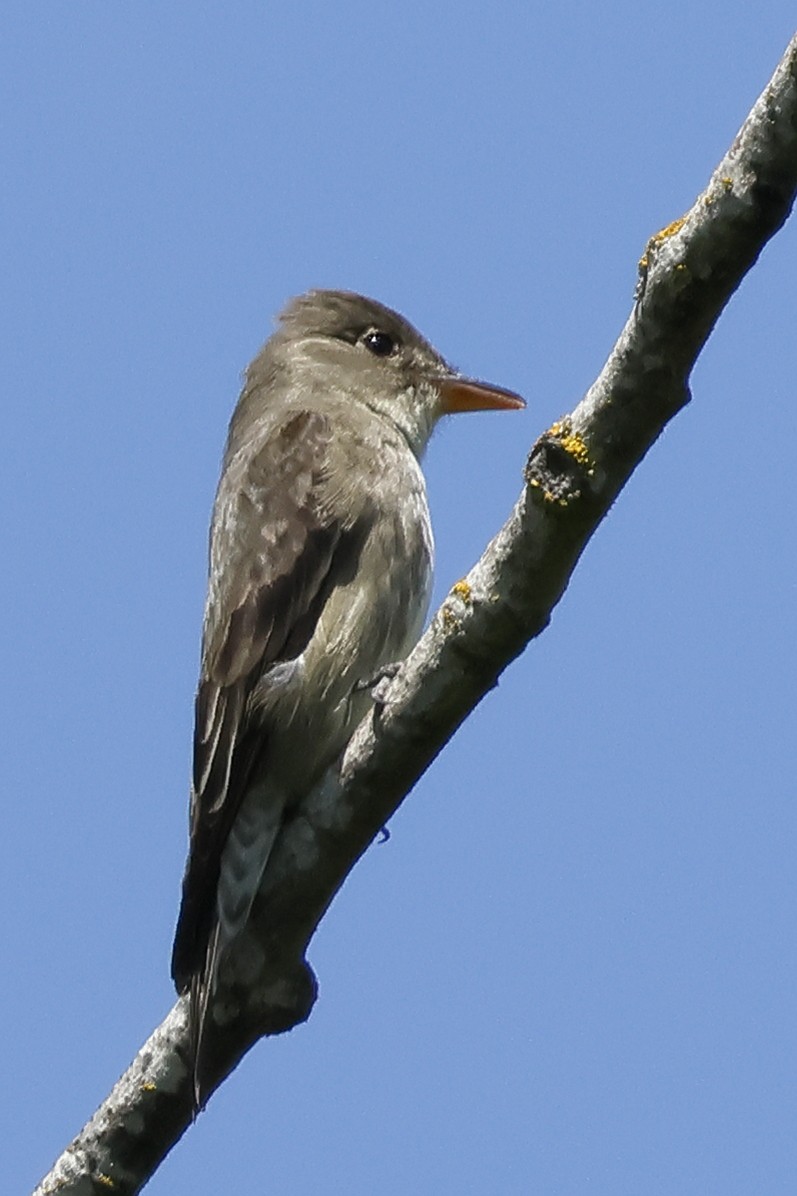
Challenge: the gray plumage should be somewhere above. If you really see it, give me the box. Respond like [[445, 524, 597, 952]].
[[171, 290, 524, 1105]]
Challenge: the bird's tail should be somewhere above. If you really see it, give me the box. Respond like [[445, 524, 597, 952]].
[[189, 921, 221, 1113], [189, 783, 287, 1110]]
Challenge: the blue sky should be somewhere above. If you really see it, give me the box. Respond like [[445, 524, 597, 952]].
[[4, 5, 796, 1194]]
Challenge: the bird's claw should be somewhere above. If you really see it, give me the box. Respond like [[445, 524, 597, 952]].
[[355, 661, 402, 707]]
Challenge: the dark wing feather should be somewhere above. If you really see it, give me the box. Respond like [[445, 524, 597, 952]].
[[171, 409, 366, 990]]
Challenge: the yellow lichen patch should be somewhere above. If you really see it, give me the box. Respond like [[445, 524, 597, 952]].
[[451, 579, 471, 603], [528, 474, 558, 504], [441, 605, 461, 632], [140, 1081, 157, 1093], [639, 215, 687, 271], [654, 216, 686, 242], [560, 430, 591, 470], [529, 477, 553, 502], [704, 177, 733, 208], [96, 1176, 116, 1190], [547, 418, 594, 475]]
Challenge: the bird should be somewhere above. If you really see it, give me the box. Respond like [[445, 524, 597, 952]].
[[171, 289, 525, 1106]]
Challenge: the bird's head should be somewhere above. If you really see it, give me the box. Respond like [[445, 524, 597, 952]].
[[241, 290, 525, 458]]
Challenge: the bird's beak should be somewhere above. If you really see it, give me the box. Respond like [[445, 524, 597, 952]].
[[438, 376, 526, 414]]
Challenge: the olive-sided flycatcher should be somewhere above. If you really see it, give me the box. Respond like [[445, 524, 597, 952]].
[[172, 290, 524, 1103]]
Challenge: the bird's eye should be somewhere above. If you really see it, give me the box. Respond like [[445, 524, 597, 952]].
[[362, 329, 396, 357]]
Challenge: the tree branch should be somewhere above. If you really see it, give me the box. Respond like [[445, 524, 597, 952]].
[[35, 34, 797, 1196]]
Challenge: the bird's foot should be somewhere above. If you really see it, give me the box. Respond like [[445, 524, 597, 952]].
[[355, 661, 402, 708]]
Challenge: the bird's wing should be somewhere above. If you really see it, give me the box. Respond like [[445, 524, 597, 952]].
[[171, 407, 370, 989]]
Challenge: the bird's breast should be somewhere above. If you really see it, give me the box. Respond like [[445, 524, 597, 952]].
[[313, 449, 433, 691], [260, 441, 433, 793]]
